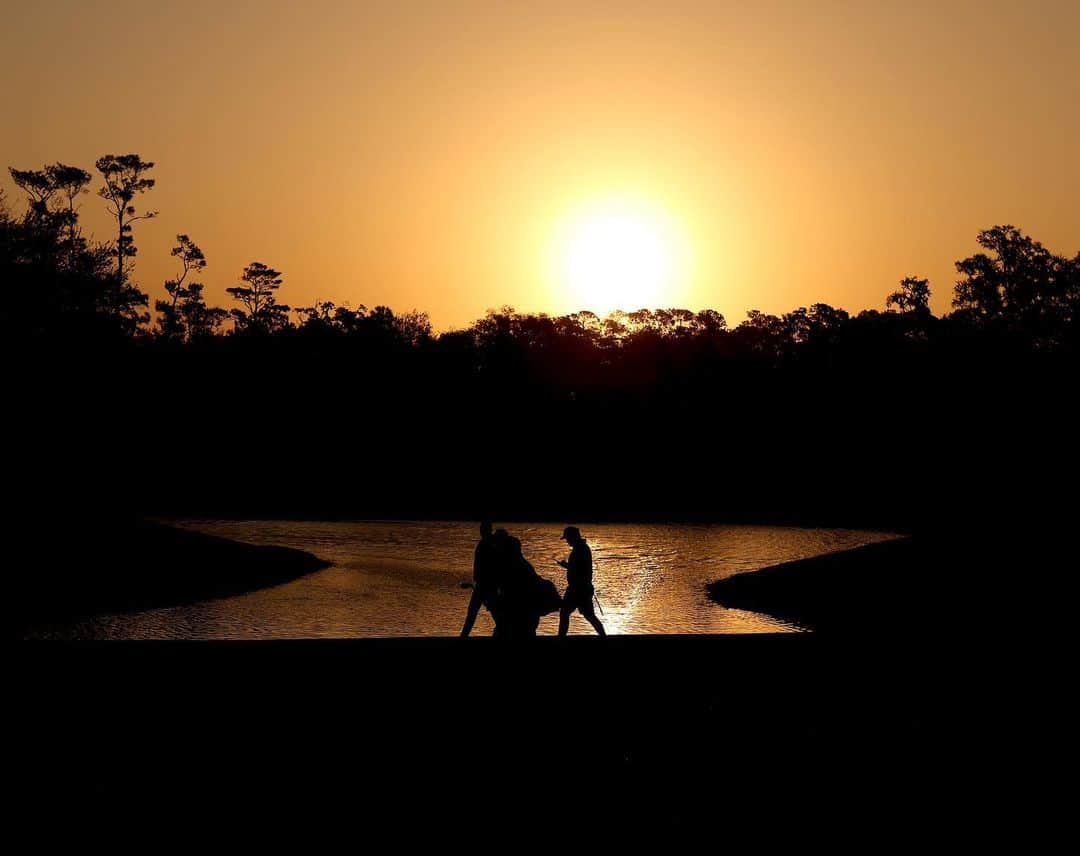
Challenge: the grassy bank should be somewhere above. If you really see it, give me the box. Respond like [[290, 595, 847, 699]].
[[17, 518, 329, 631], [707, 537, 921, 631]]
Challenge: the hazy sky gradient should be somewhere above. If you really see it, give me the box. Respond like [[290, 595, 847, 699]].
[[3, 0, 1077, 328]]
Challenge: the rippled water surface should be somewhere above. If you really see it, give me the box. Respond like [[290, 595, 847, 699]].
[[43, 520, 898, 638]]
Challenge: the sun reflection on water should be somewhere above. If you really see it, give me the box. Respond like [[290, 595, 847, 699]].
[[30, 520, 897, 639]]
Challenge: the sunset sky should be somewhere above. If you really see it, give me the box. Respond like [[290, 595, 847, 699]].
[[3, 0, 1077, 329]]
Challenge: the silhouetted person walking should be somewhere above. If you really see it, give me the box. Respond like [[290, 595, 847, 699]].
[[461, 520, 499, 636], [557, 526, 606, 637]]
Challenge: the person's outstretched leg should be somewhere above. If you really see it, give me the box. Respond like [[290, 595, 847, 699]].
[[558, 603, 573, 636], [578, 598, 606, 636], [460, 589, 483, 637]]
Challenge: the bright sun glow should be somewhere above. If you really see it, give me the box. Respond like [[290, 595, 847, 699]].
[[553, 199, 686, 315]]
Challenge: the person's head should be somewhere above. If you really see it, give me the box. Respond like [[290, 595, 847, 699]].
[[561, 525, 582, 545], [492, 528, 516, 556], [480, 519, 493, 538]]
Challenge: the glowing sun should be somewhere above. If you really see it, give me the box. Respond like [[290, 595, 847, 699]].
[[554, 199, 685, 315]]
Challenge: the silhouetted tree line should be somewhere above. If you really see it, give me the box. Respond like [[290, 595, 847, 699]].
[[6, 154, 1078, 530], [4, 153, 1078, 356]]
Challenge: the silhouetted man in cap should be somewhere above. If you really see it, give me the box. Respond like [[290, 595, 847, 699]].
[[557, 526, 606, 637]]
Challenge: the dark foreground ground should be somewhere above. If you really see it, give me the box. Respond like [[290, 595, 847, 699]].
[[13, 634, 1062, 847]]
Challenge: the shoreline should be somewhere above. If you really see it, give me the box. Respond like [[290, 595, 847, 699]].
[[18, 519, 330, 633], [707, 537, 917, 632]]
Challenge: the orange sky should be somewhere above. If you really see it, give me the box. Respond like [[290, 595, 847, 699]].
[[3, 1, 1077, 329]]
